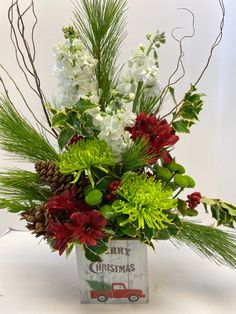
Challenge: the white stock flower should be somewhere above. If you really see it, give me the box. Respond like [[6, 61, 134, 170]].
[[87, 105, 136, 161], [118, 43, 161, 98], [53, 38, 99, 107]]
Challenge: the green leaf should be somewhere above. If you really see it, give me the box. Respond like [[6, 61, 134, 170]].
[[156, 229, 170, 240], [52, 112, 67, 127], [201, 197, 236, 228], [58, 127, 75, 149], [172, 120, 190, 133], [180, 101, 198, 120], [84, 240, 108, 262], [66, 111, 79, 127], [177, 199, 187, 216], [121, 226, 139, 237], [186, 208, 198, 217], [75, 99, 97, 114]]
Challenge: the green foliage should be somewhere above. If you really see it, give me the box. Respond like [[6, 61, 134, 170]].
[[86, 280, 112, 291], [85, 189, 103, 206], [113, 172, 177, 231], [174, 174, 195, 188], [153, 166, 172, 180], [164, 160, 185, 174], [0, 169, 52, 212], [58, 126, 75, 150], [121, 138, 155, 171], [0, 199, 33, 213], [172, 85, 205, 133], [0, 97, 57, 162], [50, 99, 100, 149], [137, 94, 161, 115], [58, 139, 114, 187], [201, 197, 236, 228], [84, 239, 108, 262], [74, 0, 127, 109], [173, 222, 236, 269]]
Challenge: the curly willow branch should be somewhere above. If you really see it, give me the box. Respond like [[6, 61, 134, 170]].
[[2, 0, 58, 138], [155, 8, 195, 114], [161, 0, 225, 120]]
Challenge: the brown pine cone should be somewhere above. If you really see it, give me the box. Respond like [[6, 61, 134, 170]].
[[21, 204, 48, 238], [35, 160, 74, 195]]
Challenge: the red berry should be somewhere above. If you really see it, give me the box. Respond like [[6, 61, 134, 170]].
[[109, 180, 120, 192], [187, 192, 202, 209], [105, 193, 115, 202]]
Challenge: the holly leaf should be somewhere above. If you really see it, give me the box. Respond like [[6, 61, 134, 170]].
[[201, 197, 236, 228], [58, 126, 75, 149], [52, 112, 67, 127], [65, 111, 79, 128], [172, 85, 205, 133], [76, 98, 97, 114], [172, 120, 190, 133], [121, 226, 139, 237], [84, 240, 108, 262]]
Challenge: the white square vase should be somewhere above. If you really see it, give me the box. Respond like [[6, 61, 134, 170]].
[[76, 239, 149, 304]]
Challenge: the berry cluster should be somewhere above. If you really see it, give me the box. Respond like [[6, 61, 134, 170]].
[[187, 192, 202, 209], [105, 180, 120, 201]]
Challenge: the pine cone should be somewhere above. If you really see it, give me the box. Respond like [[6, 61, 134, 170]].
[[35, 160, 74, 195], [21, 204, 48, 238]]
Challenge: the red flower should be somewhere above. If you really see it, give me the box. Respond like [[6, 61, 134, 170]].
[[47, 188, 92, 215], [68, 210, 107, 246], [47, 219, 74, 255], [127, 112, 179, 164]]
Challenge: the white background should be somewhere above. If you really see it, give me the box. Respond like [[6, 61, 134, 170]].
[[0, 0, 236, 313]]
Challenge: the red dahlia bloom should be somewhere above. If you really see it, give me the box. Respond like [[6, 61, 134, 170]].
[[127, 112, 179, 164], [68, 210, 107, 247]]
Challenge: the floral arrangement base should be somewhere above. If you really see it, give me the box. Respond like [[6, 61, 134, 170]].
[[76, 239, 148, 304]]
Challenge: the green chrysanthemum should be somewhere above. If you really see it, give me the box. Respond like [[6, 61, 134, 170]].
[[57, 139, 114, 187], [113, 172, 177, 230]]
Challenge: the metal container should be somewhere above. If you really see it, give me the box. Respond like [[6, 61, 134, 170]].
[[76, 239, 149, 304]]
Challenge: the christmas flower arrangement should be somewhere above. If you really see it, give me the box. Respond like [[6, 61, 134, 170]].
[[0, 0, 235, 269]]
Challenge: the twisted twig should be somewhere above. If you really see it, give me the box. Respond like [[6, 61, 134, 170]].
[[161, 0, 225, 120], [155, 8, 195, 114]]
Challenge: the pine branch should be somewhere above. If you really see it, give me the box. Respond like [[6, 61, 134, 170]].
[[172, 222, 236, 269], [121, 138, 156, 172], [0, 97, 57, 162], [0, 169, 52, 212], [73, 0, 127, 110]]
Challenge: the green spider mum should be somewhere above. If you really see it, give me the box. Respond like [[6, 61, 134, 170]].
[[113, 172, 177, 230], [57, 139, 114, 187]]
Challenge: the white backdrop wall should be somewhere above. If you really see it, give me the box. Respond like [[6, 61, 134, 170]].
[[0, 0, 236, 233]]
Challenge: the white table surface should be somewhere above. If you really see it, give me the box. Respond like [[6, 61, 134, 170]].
[[0, 230, 235, 314]]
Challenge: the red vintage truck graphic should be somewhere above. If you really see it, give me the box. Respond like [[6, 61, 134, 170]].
[[90, 282, 146, 302]]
